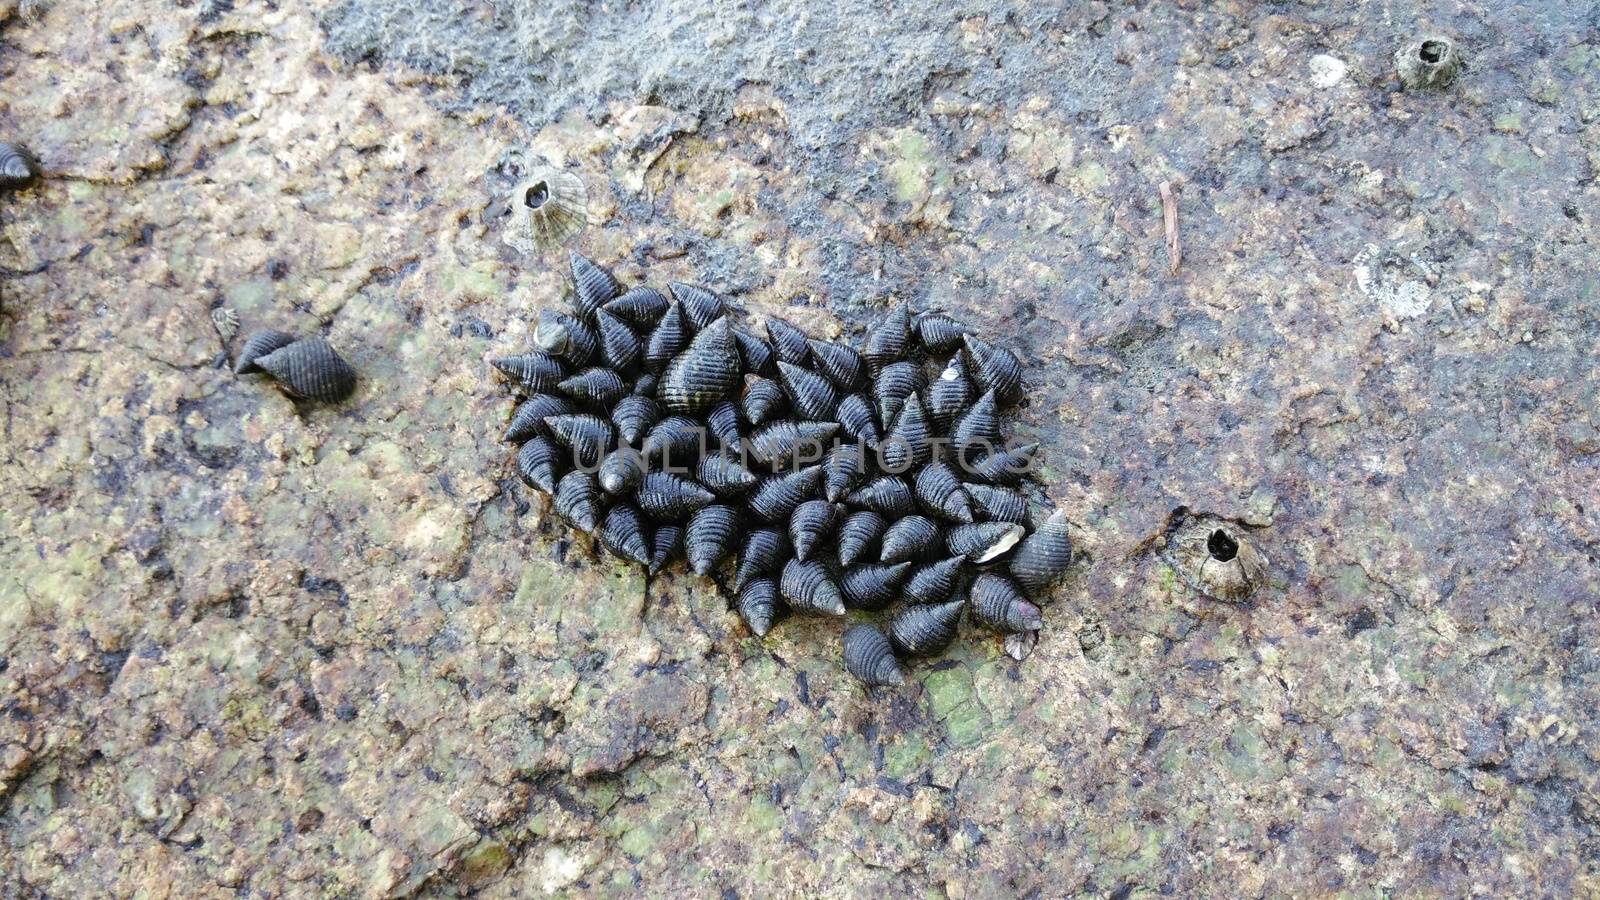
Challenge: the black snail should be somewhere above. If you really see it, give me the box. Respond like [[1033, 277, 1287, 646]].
[[235, 332, 358, 402], [490, 252, 1076, 688]]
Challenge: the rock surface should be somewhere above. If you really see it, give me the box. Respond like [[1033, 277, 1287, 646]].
[[3, 0, 1599, 895]]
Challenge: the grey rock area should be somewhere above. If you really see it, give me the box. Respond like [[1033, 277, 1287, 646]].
[[2, 0, 1599, 895]]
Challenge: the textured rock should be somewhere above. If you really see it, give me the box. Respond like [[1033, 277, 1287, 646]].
[[1, 0, 1598, 897]]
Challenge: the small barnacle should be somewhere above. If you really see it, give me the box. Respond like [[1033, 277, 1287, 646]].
[[601, 502, 652, 566], [667, 282, 727, 331], [635, 471, 715, 521], [686, 504, 741, 575], [233, 329, 296, 375], [779, 558, 846, 616], [1167, 517, 1268, 602], [788, 499, 843, 562], [839, 562, 911, 612], [1395, 36, 1462, 91], [659, 318, 741, 415], [210, 307, 240, 341], [888, 598, 964, 657], [254, 338, 357, 402], [842, 624, 905, 686], [836, 510, 887, 568], [0, 142, 40, 189], [501, 170, 588, 254]]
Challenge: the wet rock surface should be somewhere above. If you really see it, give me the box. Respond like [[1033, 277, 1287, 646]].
[[3, 0, 1599, 895]]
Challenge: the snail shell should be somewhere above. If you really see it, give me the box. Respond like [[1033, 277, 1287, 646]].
[[705, 401, 743, 450], [740, 375, 789, 426], [492, 352, 566, 395], [926, 354, 973, 431], [872, 360, 923, 427], [659, 318, 742, 416], [779, 558, 845, 616], [649, 523, 684, 576], [839, 562, 911, 612], [744, 420, 837, 471], [601, 502, 653, 566], [966, 443, 1039, 486], [747, 466, 823, 522], [806, 339, 866, 392], [962, 334, 1023, 404], [822, 443, 868, 503], [695, 453, 760, 498], [645, 304, 691, 374], [879, 515, 943, 565], [603, 287, 669, 328], [904, 556, 965, 605], [234, 329, 296, 375], [668, 282, 727, 331], [913, 312, 967, 354], [844, 475, 915, 518], [969, 573, 1042, 633], [609, 394, 662, 446], [557, 366, 627, 405], [568, 251, 621, 321], [544, 413, 615, 469], [0, 142, 40, 189], [776, 360, 839, 422], [1009, 508, 1074, 592], [554, 470, 605, 533], [515, 436, 563, 494], [888, 598, 964, 657], [734, 528, 789, 592], [737, 578, 783, 637], [842, 624, 905, 686], [836, 510, 887, 568], [863, 305, 911, 375], [685, 504, 741, 576], [949, 389, 1001, 462], [633, 372, 659, 396], [502, 171, 587, 253], [597, 447, 647, 496], [878, 393, 931, 473], [593, 309, 643, 372], [732, 326, 778, 378], [965, 483, 1031, 525], [947, 521, 1026, 564], [835, 393, 882, 447], [641, 415, 708, 465], [255, 338, 357, 402], [505, 393, 575, 443], [788, 499, 844, 562], [913, 461, 975, 524], [764, 317, 812, 366], [635, 471, 715, 521], [535, 309, 598, 365]]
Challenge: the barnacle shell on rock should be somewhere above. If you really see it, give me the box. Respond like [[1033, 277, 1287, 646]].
[[1166, 518, 1268, 602], [255, 338, 357, 402], [0, 142, 40, 189], [234, 330, 296, 375], [842, 624, 905, 686], [1395, 36, 1462, 91], [502, 170, 588, 253]]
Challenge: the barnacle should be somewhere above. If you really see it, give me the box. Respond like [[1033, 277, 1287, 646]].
[[501, 170, 588, 254]]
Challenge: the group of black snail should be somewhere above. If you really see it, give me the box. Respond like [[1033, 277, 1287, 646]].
[[492, 252, 1072, 687]]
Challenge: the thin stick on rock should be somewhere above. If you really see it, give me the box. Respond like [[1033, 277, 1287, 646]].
[[1159, 180, 1181, 276]]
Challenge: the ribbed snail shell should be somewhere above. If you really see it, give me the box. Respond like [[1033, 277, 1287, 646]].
[[740, 375, 789, 426], [554, 470, 604, 533], [880, 515, 943, 565], [732, 327, 778, 378], [966, 484, 1031, 525], [705, 401, 743, 450], [569, 251, 621, 321], [969, 573, 1042, 633], [649, 523, 683, 576], [863, 305, 911, 375], [747, 466, 823, 522], [685, 504, 741, 576], [659, 318, 741, 415], [535, 309, 598, 365], [966, 443, 1039, 486], [1009, 508, 1073, 592], [737, 579, 783, 637], [776, 360, 839, 422], [788, 500, 844, 562], [835, 393, 883, 447], [913, 312, 967, 354], [764, 317, 812, 366], [603, 287, 669, 327], [806, 339, 866, 392], [255, 338, 357, 402], [696, 453, 760, 498], [610, 394, 662, 446], [872, 361, 922, 427], [888, 599, 964, 657], [556, 366, 627, 405], [949, 389, 1002, 462], [601, 502, 653, 566], [839, 562, 911, 612], [505, 393, 575, 443], [600, 447, 647, 498], [836, 510, 887, 568], [635, 471, 715, 521], [745, 420, 837, 471], [515, 436, 563, 494], [779, 558, 845, 616], [962, 334, 1023, 403], [903, 556, 965, 605], [842, 624, 905, 686], [913, 461, 975, 524], [234, 330, 296, 375], [878, 393, 932, 473], [593, 309, 643, 372], [668, 282, 727, 331], [844, 476, 915, 518], [492, 352, 566, 394], [734, 528, 789, 592], [0, 142, 40, 189], [947, 521, 1026, 564], [544, 413, 615, 468], [645, 304, 691, 374], [641, 416, 708, 465], [926, 354, 973, 431], [822, 443, 868, 503]]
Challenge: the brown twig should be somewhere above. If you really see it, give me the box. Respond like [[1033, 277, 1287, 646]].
[[1159, 180, 1181, 276]]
